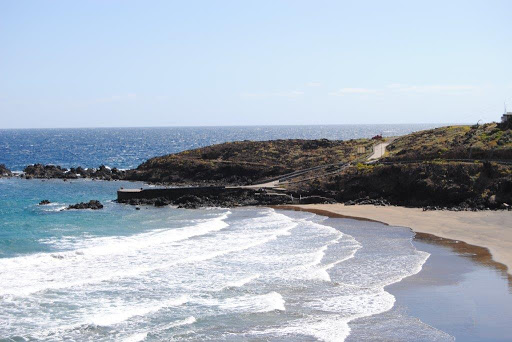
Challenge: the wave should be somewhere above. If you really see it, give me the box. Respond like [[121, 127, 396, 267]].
[[36, 202, 67, 212], [197, 291, 285, 313], [218, 274, 261, 290], [254, 315, 352, 342], [0, 209, 300, 297], [162, 315, 197, 329], [0, 210, 233, 296], [88, 295, 189, 327], [266, 216, 362, 283], [26, 295, 190, 341], [122, 332, 148, 342], [120, 315, 198, 342]]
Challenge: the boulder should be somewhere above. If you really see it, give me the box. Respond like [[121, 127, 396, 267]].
[[67, 200, 103, 210], [0, 164, 12, 177]]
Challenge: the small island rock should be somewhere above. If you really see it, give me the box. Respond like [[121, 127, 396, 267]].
[[0, 164, 12, 177], [67, 200, 104, 210]]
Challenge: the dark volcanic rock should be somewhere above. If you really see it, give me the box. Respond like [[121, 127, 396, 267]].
[[0, 164, 12, 177], [299, 195, 337, 204], [307, 162, 512, 211], [23, 164, 128, 180], [118, 189, 301, 209], [39, 200, 51, 205], [24, 164, 70, 179], [67, 200, 104, 210], [344, 197, 390, 206]]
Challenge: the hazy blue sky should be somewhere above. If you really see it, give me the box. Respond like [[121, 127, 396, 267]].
[[1, 0, 511, 128]]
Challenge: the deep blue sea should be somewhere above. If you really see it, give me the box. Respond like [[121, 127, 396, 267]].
[[0, 125, 458, 341], [0, 124, 442, 171]]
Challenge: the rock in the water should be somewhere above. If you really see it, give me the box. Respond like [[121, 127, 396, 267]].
[[67, 200, 104, 210], [23, 163, 127, 180], [0, 164, 12, 177], [39, 200, 51, 205]]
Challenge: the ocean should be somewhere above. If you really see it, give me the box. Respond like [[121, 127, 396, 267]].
[[0, 125, 455, 341]]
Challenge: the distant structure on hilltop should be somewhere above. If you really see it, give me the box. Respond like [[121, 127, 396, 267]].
[[502, 104, 512, 123]]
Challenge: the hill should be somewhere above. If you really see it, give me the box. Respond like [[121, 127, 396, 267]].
[[384, 123, 512, 161], [128, 138, 376, 185]]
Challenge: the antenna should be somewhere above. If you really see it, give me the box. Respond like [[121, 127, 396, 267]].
[[505, 102, 507, 114]]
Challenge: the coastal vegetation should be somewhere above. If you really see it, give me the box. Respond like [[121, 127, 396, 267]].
[[384, 123, 512, 161], [129, 138, 375, 185]]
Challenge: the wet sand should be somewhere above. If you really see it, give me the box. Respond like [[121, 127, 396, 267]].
[[388, 234, 512, 341], [274, 207, 512, 341], [275, 204, 512, 276], [347, 232, 512, 341]]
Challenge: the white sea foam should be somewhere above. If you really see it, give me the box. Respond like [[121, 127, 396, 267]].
[[0, 209, 301, 297], [256, 315, 352, 342], [162, 316, 197, 329], [122, 332, 147, 342], [198, 292, 285, 313], [37, 202, 67, 212], [0, 211, 233, 296], [88, 295, 189, 326], [219, 274, 261, 290]]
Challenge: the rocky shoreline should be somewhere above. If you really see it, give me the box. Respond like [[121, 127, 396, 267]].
[[2, 124, 511, 212], [22, 164, 128, 181], [1, 161, 511, 211]]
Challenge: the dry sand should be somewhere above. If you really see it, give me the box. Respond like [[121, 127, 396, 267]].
[[276, 204, 512, 275]]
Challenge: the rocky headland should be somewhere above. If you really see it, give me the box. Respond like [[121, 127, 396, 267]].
[[5, 123, 512, 210], [127, 138, 374, 185]]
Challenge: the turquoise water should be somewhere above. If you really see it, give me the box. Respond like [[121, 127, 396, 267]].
[[0, 178, 147, 257]]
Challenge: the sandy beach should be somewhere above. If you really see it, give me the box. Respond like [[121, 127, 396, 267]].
[[276, 204, 512, 275]]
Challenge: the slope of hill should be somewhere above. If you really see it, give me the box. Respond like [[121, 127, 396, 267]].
[[385, 123, 512, 161], [128, 138, 375, 185]]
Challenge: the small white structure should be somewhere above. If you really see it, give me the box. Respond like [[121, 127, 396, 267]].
[[502, 112, 512, 123], [502, 104, 512, 123]]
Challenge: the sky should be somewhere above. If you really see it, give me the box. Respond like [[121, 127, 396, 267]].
[[1, 0, 511, 128]]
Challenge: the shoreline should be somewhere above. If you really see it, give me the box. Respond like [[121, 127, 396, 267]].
[[274, 204, 512, 277]]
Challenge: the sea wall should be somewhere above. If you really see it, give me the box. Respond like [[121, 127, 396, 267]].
[[117, 186, 238, 201]]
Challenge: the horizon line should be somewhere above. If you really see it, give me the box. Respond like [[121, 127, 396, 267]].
[[0, 122, 472, 130]]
